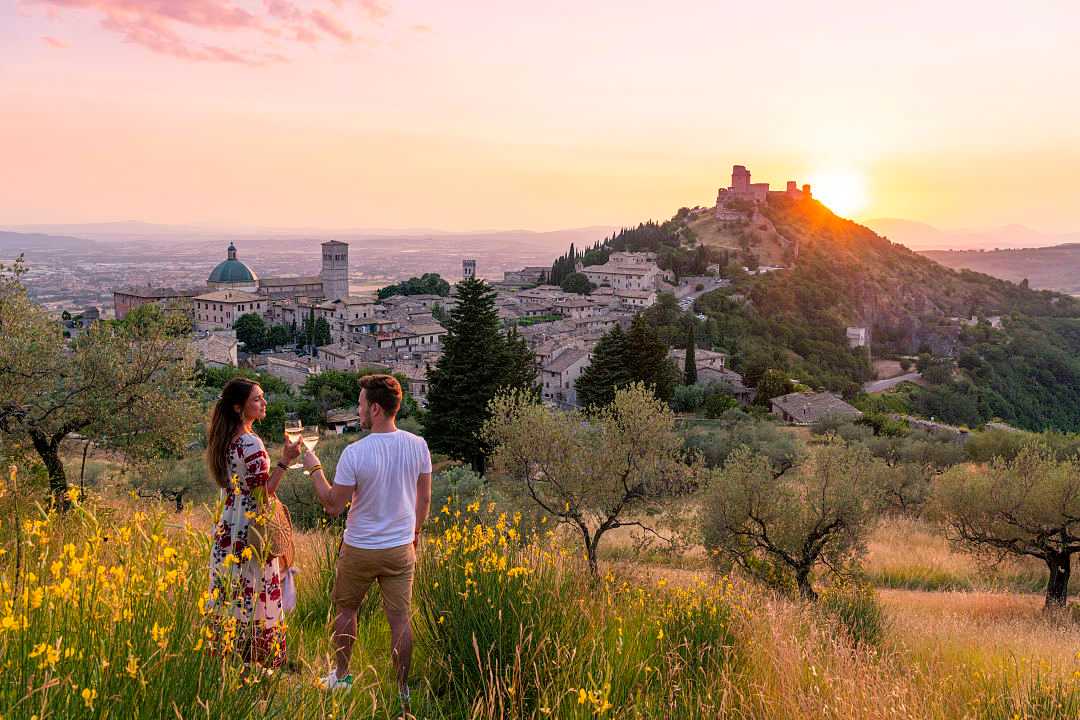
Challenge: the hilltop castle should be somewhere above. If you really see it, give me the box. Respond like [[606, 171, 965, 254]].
[[716, 164, 810, 220]]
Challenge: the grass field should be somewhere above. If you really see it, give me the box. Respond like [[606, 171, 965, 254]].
[[2, 476, 1079, 719]]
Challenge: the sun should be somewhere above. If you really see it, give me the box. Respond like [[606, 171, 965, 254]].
[[807, 171, 868, 217]]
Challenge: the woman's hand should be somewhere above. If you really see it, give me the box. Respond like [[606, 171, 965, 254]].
[[281, 437, 302, 465], [302, 450, 321, 473]]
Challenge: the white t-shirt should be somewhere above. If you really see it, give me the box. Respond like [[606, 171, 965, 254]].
[[333, 430, 432, 550]]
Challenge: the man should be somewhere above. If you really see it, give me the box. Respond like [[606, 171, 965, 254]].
[[302, 374, 432, 713]]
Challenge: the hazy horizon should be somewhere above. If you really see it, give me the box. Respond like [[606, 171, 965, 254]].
[[3, 1, 1079, 239]]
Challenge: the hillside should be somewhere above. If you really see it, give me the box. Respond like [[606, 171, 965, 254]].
[[589, 195, 1080, 431], [921, 244, 1080, 295]]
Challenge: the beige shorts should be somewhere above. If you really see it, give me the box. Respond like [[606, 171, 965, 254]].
[[332, 541, 415, 616]]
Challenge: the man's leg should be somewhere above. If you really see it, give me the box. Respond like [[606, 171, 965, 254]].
[[377, 544, 416, 693], [330, 545, 373, 680], [386, 606, 413, 690], [333, 607, 360, 678]]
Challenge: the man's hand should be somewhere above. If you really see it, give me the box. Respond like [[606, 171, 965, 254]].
[[302, 450, 321, 472], [413, 528, 421, 550], [281, 437, 302, 465]]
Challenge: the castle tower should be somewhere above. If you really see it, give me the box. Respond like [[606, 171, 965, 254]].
[[320, 240, 349, 301], [731, 165, 751, 194], [462, 258, 476, 281]]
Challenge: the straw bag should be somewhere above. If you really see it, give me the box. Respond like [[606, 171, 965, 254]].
[[249, 496, 295, 571]]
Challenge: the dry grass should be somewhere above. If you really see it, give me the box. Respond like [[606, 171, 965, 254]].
[[864, 515, 1065, 594]]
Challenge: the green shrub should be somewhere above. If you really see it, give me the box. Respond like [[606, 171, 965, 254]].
[[671, 384, 707, 413], [818, 582, 886, 648]]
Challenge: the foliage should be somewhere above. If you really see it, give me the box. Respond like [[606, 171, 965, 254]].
[[430, 465, 484, 513], [559, 272, 593, 295], [670, 384, 707, 413], [0, 265, 201, 503], [377, 272, 451, 299], [300, 312, 331, 349], [549, 240, 610, 287], [576, 317, 679, 407], [0, 495, 272, 718], [484, 384, 695, 577], [233, 312, 268, 352], [818, 582, 886, 647], [934, 444, 1080, 608], [701, 439, 885, 599], [199, 365, 290, 395], [575, 326, 633, 408], [682, 409, 800, 471], [423, 278, 538, 471], [703, 391, 738, 418], [752, 369, 794, 406]]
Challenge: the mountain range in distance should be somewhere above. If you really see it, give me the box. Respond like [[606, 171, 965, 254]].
[[862, 218, 1080, 252], [6, 218, 1080, 296]]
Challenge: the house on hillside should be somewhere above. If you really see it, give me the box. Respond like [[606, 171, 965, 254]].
[[771, 392, 862, 426], [541, 348, 591, 408]]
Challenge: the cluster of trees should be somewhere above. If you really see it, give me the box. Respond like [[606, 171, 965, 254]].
[[232, 310, 331, 354], [575, 316, 680, 407], [549, 241, 609, 287], [559, 272, 594, 296], [377, 272, 451, 300], [905, 317, 1080, 431], [1, 256, 201, 503], [422, 278, 537, 471]]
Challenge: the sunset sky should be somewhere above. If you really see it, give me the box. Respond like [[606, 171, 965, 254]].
[[2, 1, 1078, 233]]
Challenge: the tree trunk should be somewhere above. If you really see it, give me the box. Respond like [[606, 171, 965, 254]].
[[30, 430, 70, 509], [586, 542, 600, 580], [795, 565, 817, 601], [1044, 552, 1071, 610]]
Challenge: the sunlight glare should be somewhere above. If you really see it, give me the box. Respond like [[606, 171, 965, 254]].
[[807, 171, 868, 217]]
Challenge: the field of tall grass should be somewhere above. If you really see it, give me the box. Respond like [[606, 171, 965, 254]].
[[2, 469, 1079, 719]]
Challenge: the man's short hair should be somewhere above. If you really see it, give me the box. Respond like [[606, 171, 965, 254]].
[[360, 374, 403, 416]]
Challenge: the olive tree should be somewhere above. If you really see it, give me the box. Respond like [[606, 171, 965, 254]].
[[1, 258, 201, 504], [701, 438, 885, 600], [483, 383, 695, 578], [935, 444, 1080, 609]]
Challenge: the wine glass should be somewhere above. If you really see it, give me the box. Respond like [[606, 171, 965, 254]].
[[301, 427, 320, 475], [284, 413, 304, 469]]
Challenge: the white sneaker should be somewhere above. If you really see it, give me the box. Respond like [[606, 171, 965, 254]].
[[318, 669, 353, 691]]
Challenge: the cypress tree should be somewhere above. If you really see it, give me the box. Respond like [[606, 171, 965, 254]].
[[685, 322, 698, 386], [625, 314, 677, 402], [423, 278, 537, 471], [575, 326, 633, 408]]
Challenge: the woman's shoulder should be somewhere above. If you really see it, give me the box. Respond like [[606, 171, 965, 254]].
[[233, 432, 266, 452]]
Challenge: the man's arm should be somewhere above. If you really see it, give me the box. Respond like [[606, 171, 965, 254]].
[[304, 451, 352, 517], [414, 472, 432, 546]]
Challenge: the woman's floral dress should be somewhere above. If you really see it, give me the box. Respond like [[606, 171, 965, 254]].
[[207, 432, 286, 667]]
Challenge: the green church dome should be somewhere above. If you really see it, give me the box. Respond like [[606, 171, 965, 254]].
[[208, 243, 258, 285]]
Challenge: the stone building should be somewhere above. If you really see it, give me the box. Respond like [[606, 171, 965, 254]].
[[193, 290, 266, 332], [320, 240, 349, 302]]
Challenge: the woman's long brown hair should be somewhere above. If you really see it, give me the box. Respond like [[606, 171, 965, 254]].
[[206, 378, 259, 489]]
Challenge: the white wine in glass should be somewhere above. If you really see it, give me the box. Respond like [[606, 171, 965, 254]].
[[284, 414, 303, 469], [301, 428, 320, 474]]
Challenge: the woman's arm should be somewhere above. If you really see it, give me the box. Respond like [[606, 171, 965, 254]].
[[244, 434, 300, 496]]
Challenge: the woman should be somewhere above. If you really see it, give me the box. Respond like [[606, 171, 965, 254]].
[[205, 377, 300, 669]]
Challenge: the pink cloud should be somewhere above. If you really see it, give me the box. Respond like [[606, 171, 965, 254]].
[[41, 35, 69, 48], [28, 0, 390, 64], [358, 0, 390, 21], [309, 8, 352, 43], [411, 23, 431, 33]]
